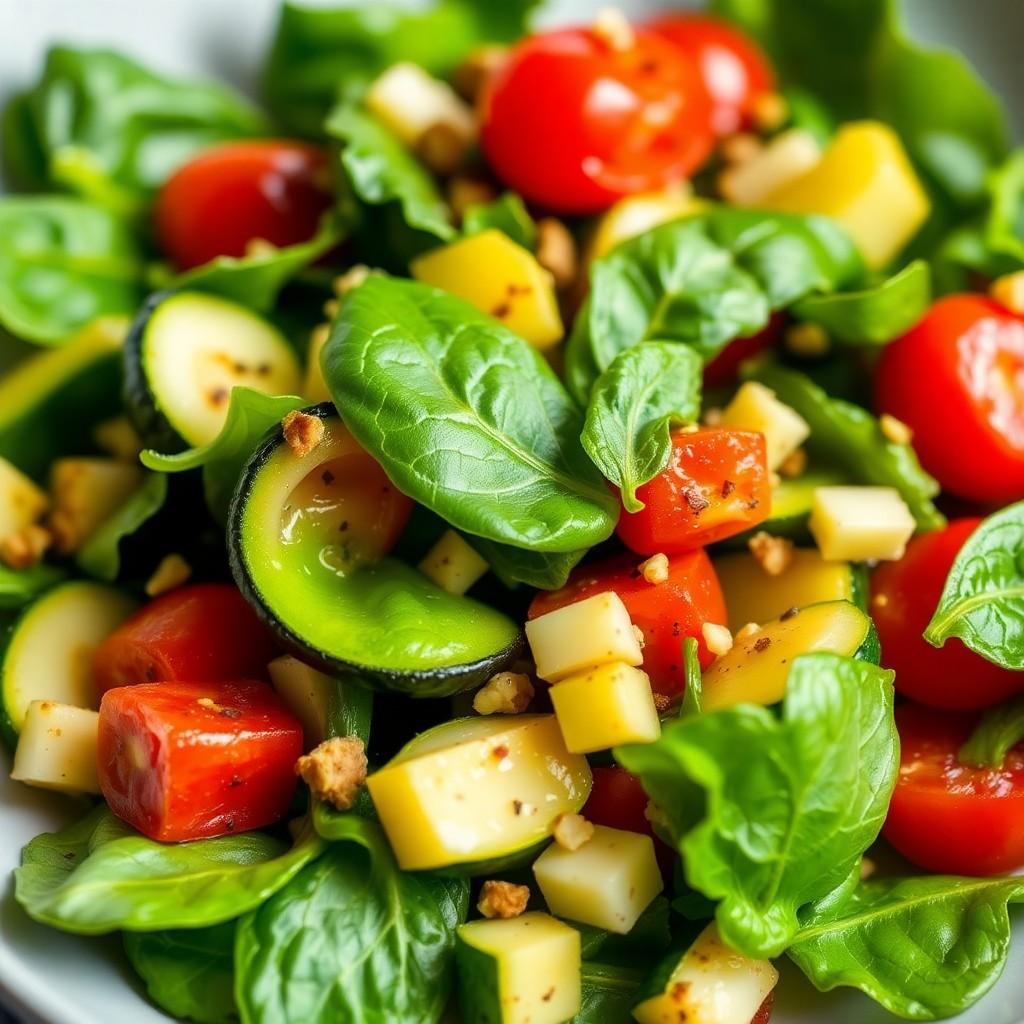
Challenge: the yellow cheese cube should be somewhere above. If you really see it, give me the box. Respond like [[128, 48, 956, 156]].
[[525, 592, 643, 683], [533, 824, 664, 933], [719, 382, 810, 471], [0, 457, 48, 542], [721, 128, 823, 208], [418, 529, 489, 594], [549, 662, 661, 754], [411, 230, 564, 349], [809, 485, 915, 562], [11, 701, 100, 795], [49, 458, 144, 553], [587, 186, 706, 261], [366, 62, 475, 150], [761, 121, 930, 268], [366, 715, 591, 870]]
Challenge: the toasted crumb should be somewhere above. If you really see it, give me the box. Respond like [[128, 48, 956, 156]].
[[145, 553, 192, 597], [735, 622, 761, 642], [778, 447, 807, 478], [702, 407, 723, 427], [282, 411, 324, 458], [592, 6, 634, 49], [872, 592, 890, 610], [333, 265, 375, 297], [415, 120, 471, 177], [880, 413, 914, 446], [295, 736, 367, 811], [860, 857, 877, 880], [322, 297, 340, 320], [990, 271, 1024, 315], [447, 175, 499, 220], [785, 322, 830, 357], [452, 44, 509, 102], [644, 799, 669, 833], [552, 812, 595, 851], [721, 132, 763, 165], [93, 417, 142, 462], [752, 91, 788, 132], [0, 524, 52, 570], [478, 880, 530, 919], [639, 552, 670, 585], [652, 691, 672, 713], [748, 531, 794, 576], [632, 624, 646, 649], [702, 621, 733, 657], [536, 218, 578, 291], [473, 671, 535, 715]]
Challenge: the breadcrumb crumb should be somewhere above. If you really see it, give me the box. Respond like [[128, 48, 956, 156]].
[[0, 524, 51, 570], [702, 621, 733, 657], [752, 91, 788, 132], [652, 691, 672, 714], [638, 552, 670, 585], [990, 271, 1024, 315], [473, 672, 534, 715], [720, 132, 763, 165], [702, 407, 723, 427], [536, 218, 578, 291], [145, 553, 192, 597], [452, 45, 509, 102], [282, 411, 325, 458], [785, 322, 830, 357], [552, 812, 595, 851], [778, 448, 807, 478], [333, 265, 375, 297], [478, 880, 530, 919], [592, 7, 634, 50], [748, 531, 794, 576], [295, 736, 367, 811], [880, 413, 914, 446], [734, 622, 761, 642], [632, 624, 646, 649]]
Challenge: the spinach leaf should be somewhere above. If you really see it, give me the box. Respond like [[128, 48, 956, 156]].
[[581, 342, 702, 513], [574, 962, 644, 1023], [791, 259, 931, 345], [3, 47, 266, 216], [616, 653, 898, 958], [234, 815, 468, 1024], [466, 536, 588, 590], [0, 197, 144, 345], [463, 192, 537, 250], [788, 875, 1024, 1020], [0, 562, 65, 609], [573, 897, 673, 965], [15, 807, 325, 934], [325, 277, 618, 553], [746, 362, 944, 530], [124, 923, 237, 1024], [959, 693, 1024, 769], [924, 502, 1024, 669], [679, 637, 703, 718], [142, 388, 306, 524]]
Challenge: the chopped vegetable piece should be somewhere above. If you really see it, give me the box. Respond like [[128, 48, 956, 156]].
[[418, 529, 489, 594], [0, 457, 48, 543], [719, 382, 810, 471], [808, 485, 916, 562], [11, 701, 100, 795]]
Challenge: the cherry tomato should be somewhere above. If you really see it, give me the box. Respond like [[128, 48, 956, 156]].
[[751, 994, 774, 1024], [480, 25, 715, 214], [529, 550, 726, 697], [883, 703, 1024, 876], [98, 679, 303, 842], [616, 428, 770, 555], [93, 584, 279, 697], [871, 519, 1024, 710], [875, 295, 1024, 504], [646, 14, 776, 136], [154, 140, 333, 271], [702, 316, 783, 389]]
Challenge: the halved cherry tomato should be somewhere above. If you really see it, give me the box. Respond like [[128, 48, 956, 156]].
[[98, 679, 303, 842], [702, 316, 783, 388], [875, 295, 1024, 504], [93, 584, 279, 697], [529, 550, 726, 697], [616, 428, 770, 555], [871, 519, 1024, 710], [480, 25, 714, 214], [751, 994, 774, 1024], [646, 14, 776, 136], [883, 703, 1024, 876], [154, 140, 333, 271]]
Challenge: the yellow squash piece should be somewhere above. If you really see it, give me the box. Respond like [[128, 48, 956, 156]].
[[411, 229, 564, 349]]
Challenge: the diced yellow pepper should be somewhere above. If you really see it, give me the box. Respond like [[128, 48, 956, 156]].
[[808, 485, 915, 562], [587, 186, 706, 261], [411, 229, 564, 349], [761, 121, 930, 267]]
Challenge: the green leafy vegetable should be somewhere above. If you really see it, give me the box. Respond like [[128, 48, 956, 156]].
[[15, 807, 324, 934], [574, 963, 644, 1023], [3, 47, 267, 216], [924, 502, 1024, 669], [463, 192, 537, 250], [0, 197, 144, 344], [324, 277, 618, 553], [616, 653, 898, 958], [746, 362, 944, 530], [958, 694, 1024, 769], [573, 897, 673, 965], [789, 875, 1024, 1020], [680, 637, 703, 718], [124, 923, 237, 1024], [581, 342, 702, 512], [466, 537, 588, 590], [0, 562, 65, 610]]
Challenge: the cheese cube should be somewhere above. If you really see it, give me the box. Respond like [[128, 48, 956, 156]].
[[418, 530, 489, 594], [11, 701, 100, 795], [549, 662, 661, 753], [587, 186, 706, 261], [809, 486, 915, 562], [719, 382, 810, 470], [720, 128, 823, 208], [366, 62, 475, 150], [525, 592, 642, 683], [49, 458, 144, 553], [533, 824, 664, 933], [0, 457, 48, 541]]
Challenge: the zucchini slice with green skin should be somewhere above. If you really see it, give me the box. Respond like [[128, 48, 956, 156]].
[[0, 581, 138, 749], [228, 406, 523, 697], [123, 291, 302, 451]]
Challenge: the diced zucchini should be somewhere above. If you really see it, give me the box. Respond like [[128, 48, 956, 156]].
[[366, 715, 591, 871], [525, 592, 643, 683], [456, 912, 581, 1024], [719, 382, 810, 471], [587, 186, 706, 262], [702, 600, 878, 711], [549, 662, 661, 754], [48, 457, 144, 553], [11, 701, 100, 795], [533, 824, 663, 934], [808, 485, 916, 562], [0, 456, 49, 541], [418, 529, 489, 595]]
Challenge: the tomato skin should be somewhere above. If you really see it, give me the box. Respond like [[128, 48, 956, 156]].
[[871, 519, 1024, 710], [751, 994, 774, 1024], [874, 295, 1024, 504], [480, 27, 715, 214], [97, 679, 303, 842], [883, 703, 1024, 876], [154, 140, 333, 271], [702, 316, 783, 388], [93, 584, 279, 697], [646, 14, 776, 136], [529, 550, 725, 697], [616, 428, 770, 555]]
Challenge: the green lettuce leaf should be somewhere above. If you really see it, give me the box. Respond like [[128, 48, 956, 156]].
[[463, 192, 537, 250]]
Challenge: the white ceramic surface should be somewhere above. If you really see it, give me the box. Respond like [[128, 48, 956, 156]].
[[0, 1, 1021, 1022]]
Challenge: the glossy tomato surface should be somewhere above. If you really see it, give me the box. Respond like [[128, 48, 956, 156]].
[[98, 679, 303, 842], [871, 519, 1024, 709], [529, 550, 725, 697], [702, 316, 783, 388], [155, 140, 333, 270], [875, 294, 1024, 504], [480, 26, 714, 214], [883, 703, 1024, 876]]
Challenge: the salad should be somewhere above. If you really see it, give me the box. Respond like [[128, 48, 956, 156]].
[[1, 1, 1023, 1022]]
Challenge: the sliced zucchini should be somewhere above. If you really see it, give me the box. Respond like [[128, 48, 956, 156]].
[[124, 291, 302, 450], [0, 581, 137, 748], [10, 701, 101, 795], [229, 406, 522, 696], [702, 600, 878, 711]]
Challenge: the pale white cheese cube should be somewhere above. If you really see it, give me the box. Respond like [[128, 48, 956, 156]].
[[366, 62, 475, 149], [418, 530, 489, 594], [808, 485, 915, 562], [11, 701, 100, 795], [720, 382, 810, 470]]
